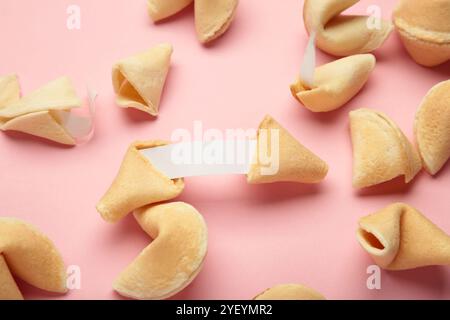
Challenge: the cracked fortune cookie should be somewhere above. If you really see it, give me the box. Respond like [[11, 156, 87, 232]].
[[247, 115, 328, 184], [112, 43, 172, 117], [414, 80, 450, 175], [303, 0, 393, 56], [254, 284, 325, 300], [357, 203, 450, 270], [96, 141, 184, 223], [147, 0, 238, 44], [291, 54, 376, 112], [97, 115, 327, 223], [113, 202, 207, 300], [349, 108, 422, 189], [0, 218, 67, 300], [393, 0, 450, 67], [0, 75, 84, 145]]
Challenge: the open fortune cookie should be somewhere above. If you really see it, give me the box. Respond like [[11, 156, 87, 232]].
[[247, 115, 329, 184], [414, 80, 450, 175], [357, 203, 450, 270], [0, 218, 67, 300], [96, 140, 185, 223], [393, 0, 450, 67], [350, 108, 422, 188], [254, 284, 325, 300], [112, 43, 172, 117], [0, 75, 90, 145], [97, 115, 328, 222], [147, 0, 238, 44], [291, 54, 376, 112], [113, 202, 207, 300], [303, 0, 393, 56]]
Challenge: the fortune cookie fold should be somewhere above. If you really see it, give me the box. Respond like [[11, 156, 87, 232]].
[[393, 0, 450, 67], [0, 75, 82, 145], [96, 141, 184, 223], [303, 0, 393, 56], [414, 80, 450, 175], [112, 44, 172, 117], [114, 202, 207, 300], [349, 108, 422, 188], [147, 0, 238, 44], [0, 218, 67, 299], [195, 0, 239, 43], [357, 203, 450, 270], [254, 284, 325, 300], [291, 54, 376, 112], [147, 0, 193, 22], [247, 115, 328, 184]]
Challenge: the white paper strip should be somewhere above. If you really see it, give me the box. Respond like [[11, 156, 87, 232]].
[[300, 31, 316, 88], [58, 87, 97, 144], [141, 139, 257, 179]]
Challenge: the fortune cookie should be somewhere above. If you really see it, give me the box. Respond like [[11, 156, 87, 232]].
[[147, 0, 238, 44], [303, 0, 393, 56], [393, 0, 450, 67], [112, 44, 172, 117], [96, 141, 184, 223], [414, 80, 450, 175], [114, 202, 207, 300], [0, 74, 20, 107], [349, 108, 422, 188], [247, 115, 328, 184], [97, 115, 327, 222], [357, 203, 450, 270], [147, 0, 193, 21], [254, 284, 325, 300], [291, 54, 376, 112], [0, 218, 67, 300], [0, 75, 83, 145], [195, 0, 239, 43]]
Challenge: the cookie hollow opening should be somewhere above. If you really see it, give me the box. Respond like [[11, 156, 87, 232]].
[[358, 229, 385, 250]]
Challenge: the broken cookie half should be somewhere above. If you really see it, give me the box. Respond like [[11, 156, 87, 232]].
[[349, 108, 422, 188], [97, 116, 328, 222], [96, 140, 185, 223], [247, 115, 329, 184], [96, 115, 328, 222]]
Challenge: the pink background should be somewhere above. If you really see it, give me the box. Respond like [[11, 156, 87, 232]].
[[0, 0, 449, 300]]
